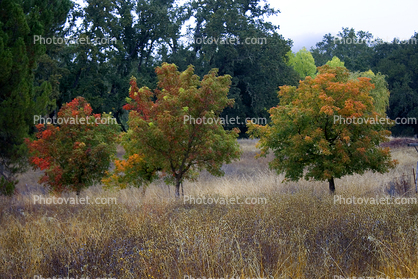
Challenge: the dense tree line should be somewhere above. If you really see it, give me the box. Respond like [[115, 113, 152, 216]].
[[1, 0, 417, 194], [55, 0, 300, 132]]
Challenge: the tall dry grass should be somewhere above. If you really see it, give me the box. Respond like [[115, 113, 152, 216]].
[[1, 139, 418, 278]]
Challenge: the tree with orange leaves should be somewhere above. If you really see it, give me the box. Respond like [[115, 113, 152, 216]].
[[248, 65, 397, 193], [103, 63, 241, 197]]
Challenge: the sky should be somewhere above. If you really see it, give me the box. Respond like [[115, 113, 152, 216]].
[[266, 0, 418, 52]]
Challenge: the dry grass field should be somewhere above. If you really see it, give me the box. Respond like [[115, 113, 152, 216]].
[[1, 139, 418, 278]]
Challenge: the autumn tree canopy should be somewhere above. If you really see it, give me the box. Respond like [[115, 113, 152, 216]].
[[326, 57, 390, 116], [104, 63, 241, 197], [248, 65, 397, 193], [26, 97, 119, 195]]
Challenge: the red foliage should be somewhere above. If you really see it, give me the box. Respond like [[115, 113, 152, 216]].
[[26, 96, 119, 194]]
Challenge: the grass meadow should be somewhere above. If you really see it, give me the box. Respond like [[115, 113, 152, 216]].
[[1, 139, 418, 278]]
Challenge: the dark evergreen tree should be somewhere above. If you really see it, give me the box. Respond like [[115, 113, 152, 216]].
[[0, 0, 72, 195]]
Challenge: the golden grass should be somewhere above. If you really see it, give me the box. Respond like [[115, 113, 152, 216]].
[[1, 139, 418, 278]]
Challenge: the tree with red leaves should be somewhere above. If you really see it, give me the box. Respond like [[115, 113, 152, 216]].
[[26, 97, 120, 195]]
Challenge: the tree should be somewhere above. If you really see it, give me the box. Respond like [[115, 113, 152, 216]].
[[325, 56, 345, 68], [0, 0, 72, 195], [332, 28, 375, 71], [286, 47, 317, 79], [325, 58, 390, 116], [26, 97, 119, 195], [104, 63, 241, 197], [310, 33, 336, 67], [165, 0, 299, 134], [372, 33, 418, 136], [58, 0, 188, 130], [349, 70, 390, 116], [248, 65, 397, 193], [311, 27, 375, 71]]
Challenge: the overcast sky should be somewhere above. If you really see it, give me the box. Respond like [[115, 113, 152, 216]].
[[266, 0, 418, 52]]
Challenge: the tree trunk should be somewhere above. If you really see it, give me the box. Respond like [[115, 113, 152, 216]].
[[328, 177, 335, 194], [175, 180, 181, 198]]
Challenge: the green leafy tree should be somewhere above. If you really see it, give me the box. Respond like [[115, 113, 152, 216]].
[[0, 0, 71, 195], [350, 70, 390, 115], [286, 47, 317, 79], [248, 65, 397, 193], [104, 63, 241, 197], [326, 56, 345, 68], [26, 97, 119, 195]]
